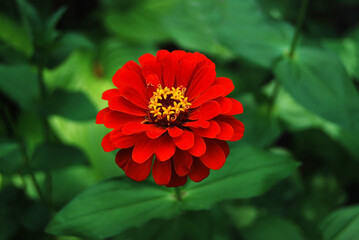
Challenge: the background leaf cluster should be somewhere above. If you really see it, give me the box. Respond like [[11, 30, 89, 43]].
[[0, 0, 359, 239]]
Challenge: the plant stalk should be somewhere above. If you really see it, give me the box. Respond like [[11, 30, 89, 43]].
[[289, 0, 309, 57], [175, 187, 182, 201]]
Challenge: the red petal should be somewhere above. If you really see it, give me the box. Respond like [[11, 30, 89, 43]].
[[215, 140, 229, 157], [189, 158, 210, 182], [199, 139, 226, 170], [173, 130, 194, 150], [152, 158, 171, 185], [132, 138, 156, 163], [176, 53, 197, 88], [155, 135, 176, 161], [218, 116, 245, 141], [101, 133, 116, 152], [96, 107, 111, 124], [215, 97, 233, 114], [224, 98, 243, 115], [216, 121, 234, 140], [110, 130, 143, 148], [108, 96, 146, 116], [187, 62, 216, 100], [173, 150, 193, 176], [102, 89, 119, 100], [184, 120, 210, 128], [115, 148, 132, 168], [103, 111, 144, 129], [124, 156, 153, 182], [157, 50, 177, 88], [113, 68, 146, 96], [121, 87, 148, 109], [213, 77, 234, 96], [146, 128, 166, 139], [189, 100, 221, 120], [168, 126, 183, 137], [192, 120, 220, 138], [187, 135, 206, 157], [191, 85, 225, 108], [122, 122, 156, 135], [139, 53, 162, 86], [166, 169, 187, 187]]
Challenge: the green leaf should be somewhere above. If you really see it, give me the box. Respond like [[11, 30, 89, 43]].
[[99, 39, 154, 78], [31, 143, 89, 171], [0, 140, 23, 175], [239, 94, 281, 148], [46, 179, 179, 238], [323, 27, 359, 81], [321, 205, 359, 240], [103, 2, 168, 44], [16, 0, 41, 41], [163, 0, 293, 65], [41, 89, 97, 121], [0, 14, 33, 57], [243, 216, 305, 240], [275, 47, 359, 132], [0, 64, 39, 111], [182, 144, 299, 210], [47, 32, 94, 68]]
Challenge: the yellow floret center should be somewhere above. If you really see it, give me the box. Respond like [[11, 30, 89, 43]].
[[148, 85, 191, 123]]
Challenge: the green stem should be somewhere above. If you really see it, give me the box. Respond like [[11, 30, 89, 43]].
[[288, 0, 309, 57], [2, 105, 53, 209], [175, 187, 182, 201]]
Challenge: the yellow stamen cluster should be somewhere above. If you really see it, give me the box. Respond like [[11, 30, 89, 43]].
[[148, 85, 191, 123]]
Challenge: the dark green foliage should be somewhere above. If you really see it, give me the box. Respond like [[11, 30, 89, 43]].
[[0, 0, 359, 239]]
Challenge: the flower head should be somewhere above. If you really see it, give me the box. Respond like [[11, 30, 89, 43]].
[[96, 50, 244, 187]]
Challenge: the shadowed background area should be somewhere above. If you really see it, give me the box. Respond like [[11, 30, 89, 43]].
[[1, 0, 359, 239]]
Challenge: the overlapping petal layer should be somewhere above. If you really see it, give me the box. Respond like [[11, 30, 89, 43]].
[[97, 50, 244, 187]]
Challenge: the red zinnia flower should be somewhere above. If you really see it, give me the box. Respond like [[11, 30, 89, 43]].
[[96, 50, 244, 187]]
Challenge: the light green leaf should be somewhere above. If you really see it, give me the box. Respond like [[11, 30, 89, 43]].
[[31, 143, 89, 171], [275, 47, 359, 132], [41, 89, 97, 121], [0, 64, 39, 111], [46, 179, 179, 238], [0, 14, 33, 57], [182, 144, 299, 210], [321, 205, 359, 240], [243, 215, 305, 240]]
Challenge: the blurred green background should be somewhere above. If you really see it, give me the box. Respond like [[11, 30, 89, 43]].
[[1, 0, 359, 239]]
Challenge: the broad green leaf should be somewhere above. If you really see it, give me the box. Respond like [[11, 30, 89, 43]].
[[47, 32, 94, 69], [216, 0, 293, 68], [321, 205, 359, 240], [51, 166, 96, 206], [182, 144, 299, 210], [99, 39, 154, 78], [275, 47, 359, 132], [239, 94, 281, 148], [31, 143, 89, 171], [102, 1, 169, 44], [0, 14, 33, 57], [41, 89, 97, 121], [0, 140, 23, 175], [163, 0, 293, 66], [16, 0, 41, 41], [46, 179, 179, 238], [0, 64, 39, 111], [243, 216, 305, 240], [323, 28, 359, 81]]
